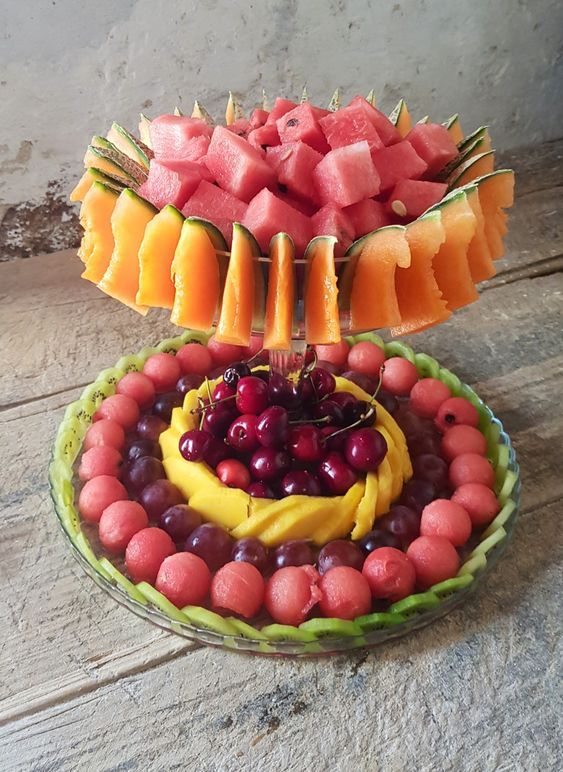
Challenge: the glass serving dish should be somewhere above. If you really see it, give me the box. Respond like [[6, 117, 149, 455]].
[[49, 333, 520, 656]]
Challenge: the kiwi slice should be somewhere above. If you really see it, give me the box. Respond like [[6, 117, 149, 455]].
[[182, 606, 238, 636], [261, 624, 316, 642], [96, 366, 127, 385], [471, 527, 507, 559], [136, 582, 188, 622], [226, 618, 268, 641], [383, 341, 416, 363], [430, 574, 474, 599], [498, 470, 518, 506], [115, 354, 144, 373], [98, 558, 148, 605], [389, 591, 441, 617], [80, 380, 116, 407], [180, 329, 210, 346], [482, 499, 517, 540], [355, 612, 406, 632], [458, 552, 487, 577], [414, 353, 440, 379], [349, 331, 385, 349], [156, 338, 184, 355], [437, 368, 462, 396], [299, 618, 363, 638]]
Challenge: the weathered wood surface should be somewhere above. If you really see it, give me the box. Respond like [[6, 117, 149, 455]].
[[0, 140, 562, 771]]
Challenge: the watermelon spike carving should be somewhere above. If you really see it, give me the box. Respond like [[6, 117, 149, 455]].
[[300, 85, 309, 103], [191, 100, 215, 125], [366, 89, 376, 107], [417, 115, 430, 124], [173, 106, 183, 116], [138, 113, 152, 148], [225, 91, 245, 125], [328, 88, 341, 112], [261, 89, 270, 111]]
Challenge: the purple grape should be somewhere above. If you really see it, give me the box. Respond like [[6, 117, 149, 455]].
[[274, 540, 314, 569], [160, 504, 201, 542], [399, 479, 436, 513], [359, 529, 401, 554], [136, 414, 168, 441], [379, 505, 421, 549], [185, 523, 233, 571], [341, 370, 377, 394], [153, 391, 183, 422], [412, 454, 449, 488], [125, 439, 162, 463], [317, 540, 365, 574], [231, 537, 269, 573], [125, 456, 165, 494], [139, 479, 183, 520], [176, 373, 204, 395]]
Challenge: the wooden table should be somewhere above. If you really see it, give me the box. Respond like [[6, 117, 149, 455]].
[[1, 141, 561, 771]]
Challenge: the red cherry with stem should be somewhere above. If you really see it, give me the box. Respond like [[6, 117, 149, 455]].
[[236, 376, 269, 415], [310, 367, 336, 399], [179, 429, 212, 462], [203, 437, 231, 468], [330, 391, 357, 411], [256, 405, 289, 448], [288, 424, 324, 462], [319, 425, 349, 451], [318, 451, 358, 495], [313, 399, 344, 426], [268, 373, 301, 409], [247, 481, 276, 499], [344, 428, 388, 472], [281, 470, 322, 497], [212, 381, 236, 401], [249, 447, 291, 481], [223, 362, 252, 388], [203, 402, 238, 438], [226, 414, 259, 452]]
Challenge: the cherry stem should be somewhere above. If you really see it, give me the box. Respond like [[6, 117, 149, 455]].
[[289, 415, 332, 426], [190, 393, 237, 414], [319, 405, 376, 444], [371, 364, 386, 402], [246, 348, 264, 365]]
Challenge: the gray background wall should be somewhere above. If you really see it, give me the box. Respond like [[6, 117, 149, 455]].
[[1, 0, 562, 257]]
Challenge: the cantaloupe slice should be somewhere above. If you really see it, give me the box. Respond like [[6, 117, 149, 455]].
[[137, 205, 184, 309], [304, 236, 341, 344], [70, 167, 130, 203], [474, 170, 515, 257], [349, 226, 410, 331], [263, 232, 295, 350], [170, 218, 220, 329], [389, 99, 412, 138], [391, 210, 449, 336], [444, 114, 464, 144], [97, 189, 156, 314], [79, 183, 120, 283], [465, 186, 496, 283], [215, 223, 258, 346], [448, 150, 495, 189], [429, 191, 478, 310]]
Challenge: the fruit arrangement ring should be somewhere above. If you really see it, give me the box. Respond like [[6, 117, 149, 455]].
[[50, 333, 520, 656]]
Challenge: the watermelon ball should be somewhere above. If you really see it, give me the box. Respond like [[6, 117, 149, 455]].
[[319, 566, 372, 620], [406, 535, 460, 589], [216, 459, 252, 490], [211, 561, 265, 619], [155, 552, 211, 608], [125, 527, 176, 584], [314, 340, 350, 369], [94, 393, 140, 431], [346, 341, 386, 378], [143, 353, 181, 393], [116, 372, 156, 409], [441, 424, 487, 462], [420, 499, 472, 547], [78, 475, 128, 524], [83, 419, 125, 451], [315, 360, 341, 375], [451, 483, 500, 527], [243, 334, 266, 362], [380, 357, 419, 397], [78, 445, 122, 481], [435, 397, 479, 433], [264, 565, 323, 626], [449, 453, 495, 489], [99, 500, 149, 554], [207, 336, 245, 366], [176, 343, 213, 376], [362, 547, 416, 602], [409, 378, 451, 419]]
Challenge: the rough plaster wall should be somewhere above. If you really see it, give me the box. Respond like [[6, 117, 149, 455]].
[[1, 0, 562, 257]]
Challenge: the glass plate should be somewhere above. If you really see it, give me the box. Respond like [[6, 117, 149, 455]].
[[49, 333, 520, 656]]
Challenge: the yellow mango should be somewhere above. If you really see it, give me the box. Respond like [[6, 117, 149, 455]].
[[182, 389, 201, 414], [159, 427, 181, 459], [351, 471, 378, 540], [163, 456, 222, 500], [189, 488, 249, 529], [231, 498, 297, 540], [378, 426, 403, 501], [375, 457, 393, 517], [259, 496, 337, 546], [311, 481, 365, 545], [249, 496, 274, 515], [170, 406, 196, 435]]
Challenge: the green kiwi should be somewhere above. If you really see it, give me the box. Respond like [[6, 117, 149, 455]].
[[482, 499, 516, 540], [99, 559, 148, 605], [471, 527, 506, 558], [115, 354, 144, 373], [226, 618, 268, 641], [181, 606, 238, 636], [498, 470, 518, 506], [136, 583, 188, 622], [414, 353, 440, 379], [458, 552, 487, 577], [383, 341, 417, 363], [430, 574, 474, 599], [96, 367, 126, 385], [355, 612, 406, 632], [437, 368, 462, 396], [389, 591, 441, 617], [299, 618, 363, 638], [260, 624, 316, 642]]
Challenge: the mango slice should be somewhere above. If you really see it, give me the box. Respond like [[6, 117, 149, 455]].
[[311, 481, 365, 545], [351, 471, 379, 540], [189, 488, 249, 529]]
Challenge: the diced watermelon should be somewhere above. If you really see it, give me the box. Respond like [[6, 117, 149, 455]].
[[226, 118, 251, 137], [313, 141, 381, 208], [311, 204, 355, 256], [205, 126, 276, 203], [371, 141, 428, 193], [276, 104, 330, 154], [248, 123, 280, 151], [137, 159, 208, 210], [173, 135, 210, 162], [319, 105, 384, 154], [349, 96, 401, 146], [406, 123, 459, 175], [243, 188, 312, 255], [387, 179, 447, 218], [276, 190, 317, 216], [311, 106, 331, 120], [149, 115, 213, 159], [182, 179, 248, 245], [266, 98, 298, 124], [266, 141, 323, 204], [249, 108, 269, 129], [344, 199, 390, 236]]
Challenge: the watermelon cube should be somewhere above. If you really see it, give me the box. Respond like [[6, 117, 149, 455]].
[[205, 126, 276, 203], [311, 105, 331, 120], [243, 188, 312, 255], [173, 135, 210, 162], [149, 115, 213, 159], [276, 104, 330, 154], [182, 180, 248, 245], [406, 123, 459, 175], [247, 123, 280, 151], [276, 191, 317, 216], [266, 98, 298, 125], [266, 141, 323, 204], [226, 118, 251, 138], [319, 105, 384, 154], [311, 204, 355, 256], [137, 159, 207, 210], [249, 108, 269, 129], [387, 179, 447, 218], [313, 141, 381, 208], [349, 96, 401, 147], [371, 141, 428, 193], [344, 199, 390, 236]]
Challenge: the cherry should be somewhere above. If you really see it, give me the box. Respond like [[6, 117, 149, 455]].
[[288, 424, 324, 462], [377, 389, 399, 415], [318, 451, 358, 495], [236, 376, 269, 414], [268, 373, 301, 409], [203, 402, 238, 438], [256, 405, 289, 448], [246, 481, 276, 499], [226, 414, 259, 452], [203, 437, 231, 468], [216, 459, 251, 490], [223, 361, 251, 388], [319, 425, 348, 451], [344, 428, 387, 472], [342, 398, 375, 428], [310, 367, 336, 399], [249, 447, 291, 481], [179, 429, 212, 462], [313, 399, 344, 426], [330, 391, 357, 412], [212, 381, 236, 401], [281, 470, 322, 497], [341, 370, 377, 394]]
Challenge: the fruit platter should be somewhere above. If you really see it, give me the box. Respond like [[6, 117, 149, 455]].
[[51, 90, 519, 655]]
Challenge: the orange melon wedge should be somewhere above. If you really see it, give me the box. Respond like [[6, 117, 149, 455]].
[[475, 170, 515, 260], [304, 236, 341, 344], [465, 186, 496, 283], [350, 226, 410, 331], [391, 211, 449, 336], [444, 114, 464, 144], [429, 191, 478, 310], [98, 189, 156, 314], [215, 223, 259, 346], [263, 233, 295, 350], [137, 205, 184, 309], [170, 218, 221, 329], [79, 183, 119, 283], [449, 150, 495, 189]]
